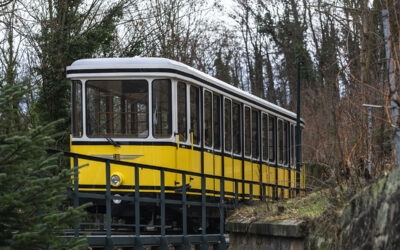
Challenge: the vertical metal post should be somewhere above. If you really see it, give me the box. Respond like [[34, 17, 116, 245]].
[[250, 183, 253, 203], [73, 156, 79, 238], [288, 127, 292, 198], [200, 87, 207, 249], [262, 184, 266, 201], [272, 186, 276, 201], [367, 106, 372, 175], [135, 167, 142, 249], [182, 174, 189, 249], [201, 175, 207, 250], [105, 160, 113, 250], [234, 181, 239, 208], [258, 110, 262, 200], [160, 170, 168, 249], [296, 62, 302, 195], [216, 175, 226, 250], [274, 117, 278, 200]]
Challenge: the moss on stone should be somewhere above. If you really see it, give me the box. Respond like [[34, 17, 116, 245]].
[[228, 190, 332, 224]]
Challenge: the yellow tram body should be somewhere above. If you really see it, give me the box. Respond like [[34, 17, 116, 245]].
[[67, 57, 305, 202], [71, 144, 305, 199]]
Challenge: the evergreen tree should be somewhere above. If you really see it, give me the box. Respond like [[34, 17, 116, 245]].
[[0, 83, 87, 249]]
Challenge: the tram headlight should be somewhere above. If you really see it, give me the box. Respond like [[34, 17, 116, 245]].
[[111, 172, 123, 187]]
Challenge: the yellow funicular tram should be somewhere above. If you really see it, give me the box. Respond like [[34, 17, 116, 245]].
[[67, 57, 305, 226]]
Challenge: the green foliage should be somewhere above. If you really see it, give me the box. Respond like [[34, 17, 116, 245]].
[[228, 190, 331, 223], [0, 82, 87, 249], [0, 84, 23, 135], [34, 1, 124, 144]]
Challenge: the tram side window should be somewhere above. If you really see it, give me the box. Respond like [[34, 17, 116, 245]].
[[269, 115, 275, 162], [291, 124, 295, 167], [177, 82, 187, 142], [72, 80, 83, 137], [86, 80, 148, 138], [284, 121, 288, 165], [244, 107, 251, 156], [252, 109, 260, 159], [204, 90, 213, 147], [278, 119, 283, 164], [152, 79, 172, 138], [262, 113, 268, 161], [213, 94, 221, 150], [233, 102, 241, 155], [190, 86, 200, 144], [224, 99, 232, 152]]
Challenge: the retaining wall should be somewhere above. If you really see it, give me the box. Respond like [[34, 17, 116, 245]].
[[227, 165, 400, 250]]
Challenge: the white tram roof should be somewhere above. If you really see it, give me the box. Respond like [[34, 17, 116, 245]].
[[67, 57, 303, 124]]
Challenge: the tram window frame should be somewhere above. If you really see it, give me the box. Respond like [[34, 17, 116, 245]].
[[283, 121, 289, 166], [232, 101, 241, 155], [291, 124, 296, 169], [177, 81, 187, 143], [261, 112, 268, 162], [268, 115, 276, 163], [72, 80, 83, 138], [213, 94, 221, 151], [278, 119, 284, 165], [190, 85, 200, 145], [224, 97, 232, 153], [244, 105, 251, 158], [85, 79, 149, 138], [289, 123, 292, 167], [252, 109, 260, 159], [152, 79, 172, 138], [204, 89, 213, 148]]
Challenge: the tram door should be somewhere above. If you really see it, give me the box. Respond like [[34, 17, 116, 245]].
[[175, 82, 204, 192], [175, 82, 189, 187]]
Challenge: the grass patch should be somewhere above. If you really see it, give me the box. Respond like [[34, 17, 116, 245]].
[[227, 190, 332, 223]]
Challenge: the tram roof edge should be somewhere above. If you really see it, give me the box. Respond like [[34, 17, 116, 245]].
[[67, 57, 304, 124]]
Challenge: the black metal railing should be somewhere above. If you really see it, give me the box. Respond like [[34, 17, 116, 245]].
[[52, 149, 305, 249]]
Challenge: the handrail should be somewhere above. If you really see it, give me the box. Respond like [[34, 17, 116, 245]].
[[51, 148, 306, 249], [48, 149, 304, 191]]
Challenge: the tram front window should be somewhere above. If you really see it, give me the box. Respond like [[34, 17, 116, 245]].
[[86, 80, 149, 138]]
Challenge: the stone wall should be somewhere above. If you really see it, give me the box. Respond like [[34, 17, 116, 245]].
[[227, 166, 400, 250], [226, 219, 306, 250], [335, 165, 400, 249]]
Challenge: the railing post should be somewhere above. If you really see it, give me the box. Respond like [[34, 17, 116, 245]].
[[262, 184, 265, 201], [201, 176, 207, 250], [105, 160, 113, 250], [135, 166, 142, 250], [272, 185, 275, 200], [234, 181, 239, 208], [73, 156, 79, 239], [182, 173, 190, 249], [250, 183, 253, 203], [289, 169, 292, 199], [159, 170, 168, 250], [215, 176, 226, 250]]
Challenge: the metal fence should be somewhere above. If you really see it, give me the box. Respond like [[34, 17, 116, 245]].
[[52, 150, 304, 249]]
